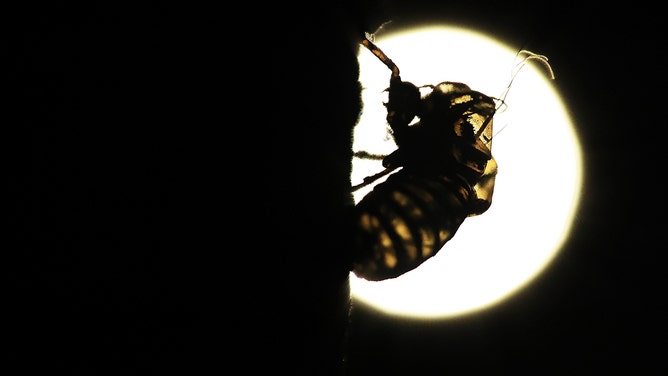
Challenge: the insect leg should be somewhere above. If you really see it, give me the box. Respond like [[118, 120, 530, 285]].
[[351, 167, 395, 192], [351, 150, 397, 192], [353, 150, 386, 160], [361, 34, 400, 78]]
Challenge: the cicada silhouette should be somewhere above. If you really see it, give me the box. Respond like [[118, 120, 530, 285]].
[[350, 34, 553, 281]]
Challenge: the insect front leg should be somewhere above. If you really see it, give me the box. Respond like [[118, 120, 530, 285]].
[[362, 34, 421, 135]]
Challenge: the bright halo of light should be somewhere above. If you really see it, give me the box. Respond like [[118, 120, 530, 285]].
[[350, 26, 582, 319]]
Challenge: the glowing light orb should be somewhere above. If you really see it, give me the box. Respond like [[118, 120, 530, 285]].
[[350, 26, 582, 318]]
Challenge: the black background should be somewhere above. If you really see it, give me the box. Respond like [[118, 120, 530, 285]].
[[9, 1, 664, 375]]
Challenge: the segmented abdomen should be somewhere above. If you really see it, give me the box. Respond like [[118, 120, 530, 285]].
[[351, 171, 474, 281]]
